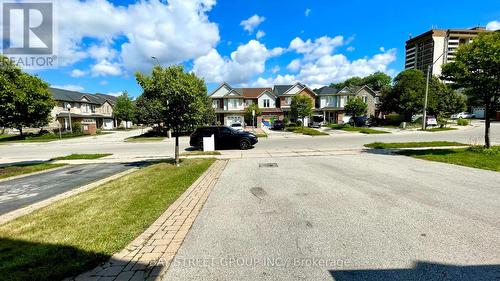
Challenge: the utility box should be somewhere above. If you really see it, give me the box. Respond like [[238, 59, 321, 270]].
[[83, 123, 97, 135], [203, 134, 215, 152]]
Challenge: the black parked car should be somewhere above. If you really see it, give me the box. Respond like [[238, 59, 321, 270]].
[[190, 126, 258, 150], [271, 120, 285, 130], [349, 116, 372, 127]]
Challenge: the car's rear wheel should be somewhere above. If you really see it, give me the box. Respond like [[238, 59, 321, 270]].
[[239, 139, 251, 150]]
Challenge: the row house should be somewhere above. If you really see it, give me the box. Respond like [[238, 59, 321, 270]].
[[315, 85, 382, 124], [48, 87, 118, 131], [208, 82, 381, 127]]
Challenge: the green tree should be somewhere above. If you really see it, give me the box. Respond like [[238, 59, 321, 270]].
[[244, 103, 262, 127], [113, 91, 135, 128], [291, 95, 313, 127], [380, 69, 426, 121], [202, 98, 216, 126], [134, 94, 163, 130], [330, 72, 392, 91], [441, 32, 500, 148], [429, 86, 466, 128], [344, 97, 368, 121], [0, 58, 55, 136], [136, 65, 208, 164]]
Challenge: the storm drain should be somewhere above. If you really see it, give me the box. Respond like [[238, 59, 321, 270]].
[[259, 163, 278, 168]]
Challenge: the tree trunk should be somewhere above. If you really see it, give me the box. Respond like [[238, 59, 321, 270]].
[[18, 127, 23, 137], [175, 133, 180, 166], [484, 102, 491, 148]]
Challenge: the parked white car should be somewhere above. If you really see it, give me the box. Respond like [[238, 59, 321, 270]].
[[426, 116, 438, 126], [230, 123, 244, 131], [451, 112, 475, 119]]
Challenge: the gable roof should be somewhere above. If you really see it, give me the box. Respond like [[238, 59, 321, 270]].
[[315, 86, 340, 96], [273, 85, 293, 96], [234, 88, 273, 99], [49, 88, 117, 105]]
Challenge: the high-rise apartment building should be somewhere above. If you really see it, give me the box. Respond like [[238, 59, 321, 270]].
[[405, 27, 489, 77]]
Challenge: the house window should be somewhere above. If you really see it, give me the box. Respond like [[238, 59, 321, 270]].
[[362, 96, 368, 103], [263, 99, 270, 108], [231, 99, 237, 108], [212, 100, 218, 109], [375, 97, 380, 104], [245, 100, 253, 106], [285, 97, 292, 105]]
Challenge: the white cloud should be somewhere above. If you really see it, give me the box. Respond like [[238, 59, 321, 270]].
[[41, 0, 219, 72], [252, 74, 297, 87], [287, 59, 301, 72], [91, 60, 123, 76], [305, 8, 311, 17], [346, 46, 355, 52], [255, 35, 396, 89], [486, 20, 500, 30], [271, 66, 280, 74], [193, 40, 283, 84], [103, 91, 125, 97], [256, 30, 265, 39], [289, 36, 344, 60], [100, 80, 109, 85], [51, 84, 85, 92], [70, 69, 86, 77], [240, 14, 265, 33]]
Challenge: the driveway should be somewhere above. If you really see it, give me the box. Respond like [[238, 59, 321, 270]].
[[164, 154, 500, 280], [0, 163, 136, 215]]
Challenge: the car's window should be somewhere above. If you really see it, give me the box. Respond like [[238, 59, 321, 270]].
[[219, 127, 234, 135]]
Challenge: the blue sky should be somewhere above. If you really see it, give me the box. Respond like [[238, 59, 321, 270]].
[[29, 0, 500, 97]]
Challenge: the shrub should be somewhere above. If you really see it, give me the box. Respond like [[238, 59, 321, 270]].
[[283, 117, 289, 125], [72, 122, 83, 133], [296, 120, 303, 127], [467, 145, 499, 155], [457, 118, 469, 126], [385, 114, 404, 126], [287, 122, 297, 127]]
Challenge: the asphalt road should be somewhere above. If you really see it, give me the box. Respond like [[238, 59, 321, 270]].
[[0, 163, 134, 215], [164, 154, 500, 281]]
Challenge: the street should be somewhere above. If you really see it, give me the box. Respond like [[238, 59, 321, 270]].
[[0, 123, 499, 164], [164, 154, 500, 281], [0, 163, 135, 215]]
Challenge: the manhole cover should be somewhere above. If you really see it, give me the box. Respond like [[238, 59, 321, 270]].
[[259, 163, 278, 168]]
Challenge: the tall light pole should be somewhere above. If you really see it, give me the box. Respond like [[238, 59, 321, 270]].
[[67, 104, 73, 133], [422, 51, 446, 130]]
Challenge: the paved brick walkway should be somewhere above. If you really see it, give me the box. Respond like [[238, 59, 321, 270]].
[[67, 160, 227, 281]]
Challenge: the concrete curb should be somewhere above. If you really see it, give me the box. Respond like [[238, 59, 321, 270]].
[[0, 165, 68, 183], [0, 167, 139, 225]]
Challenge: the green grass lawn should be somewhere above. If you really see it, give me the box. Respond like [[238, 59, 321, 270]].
[[397, 146, 500, 172], [0, 158, 215, 281], [0, 163, 66, 180], [51, 154, 113, 160], [180, 151, 221, 156], [125, 131, 166, 142], [0, 131, 108, 144], [421, 127, 458, 132], [286, 127, 329, 136], [365, 141, 469, 149], [328, 124, 389, 134]]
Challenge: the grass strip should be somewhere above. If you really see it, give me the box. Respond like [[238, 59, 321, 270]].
[[397, 146, 499, 172], [0, 163, 66, 180], [0, 158, 216, 280], [364, 141, 468, 149]]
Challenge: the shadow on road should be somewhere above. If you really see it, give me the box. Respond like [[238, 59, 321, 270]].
[[330, 261, 500, 281]]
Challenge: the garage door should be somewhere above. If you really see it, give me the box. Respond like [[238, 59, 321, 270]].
[[226, 116, 242, 126]]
